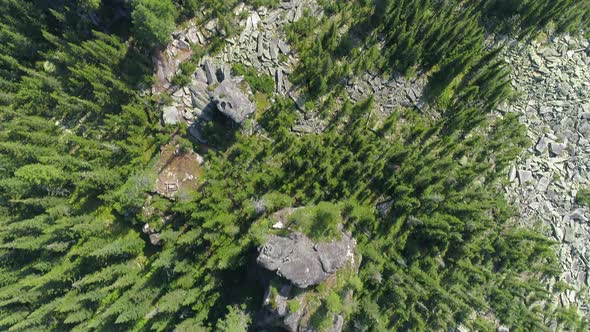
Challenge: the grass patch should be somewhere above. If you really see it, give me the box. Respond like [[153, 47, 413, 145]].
[[576, 189, 590, 207], [232, 63, 275, 94], [287, 299, 301, 313], [254, 92, 271, 114], [287, 202, 342, 242]]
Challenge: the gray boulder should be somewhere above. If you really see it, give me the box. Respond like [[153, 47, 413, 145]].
[[162, 106, 181, 125], [209, 76, 256, 124], [257, 232, 356, 288], [203, 59, 217, 84]]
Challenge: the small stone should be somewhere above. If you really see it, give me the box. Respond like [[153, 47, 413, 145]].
[[564, 226, 575, 243], [292, 124, 314, 133], [550, 142, 567, 156], [568, 208, 587, 221], [539, 105, 553, 114], [270, 39, 279, 61], [186, 28, 200, 44], [529, 49, 543, 67], [149, 233, 162, 245], [518, 170, 533, 185], [536, 177, 551, 192], [535, 136, 549, 153], [177, 39, 190, 50], [497, 326, 509, 332], [278, 39, 290, 54], [272, 221, 285, 229], [509, 165, 517, 182], [552, 223, 564, 242], [578, 122, 590, 138]]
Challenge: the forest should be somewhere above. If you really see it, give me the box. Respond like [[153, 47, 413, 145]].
[[0, 0, 589, 331]]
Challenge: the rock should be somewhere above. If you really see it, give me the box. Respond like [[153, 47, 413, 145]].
[[568, 208, 587, 221], [536, 136, 549, 153], [257, 232, 356, 288], [246, 11, 261, 30], [204, 19, 218, 33], [497, 326, 509, 332], [258, 279, 345, 332], [177, 39, 190, 50], [509, 165, 517, 182], [276, 68, 283, 93], [564, 226, 576, 243], [203, 59, 217, 84], [376, 198, 394, 218], [142, 223, 152, 234], [552, 223, 564, 242], [292, 124, 314, 133], [162, 106, 181, 125], [256, 222, 356, 332], [270, 39, 279, 61], [502, 35, 590, 310], [278, 39, 291, 54], [579, 122, 590, 138], [327, 314, 344, 332], [189, 124, 207, 143], [550, 141, 567, 156], [189, 81, 212, 111], [149, 233, 162, 245], [536, 176, 551, 192], [209, 76, 256, 124], [257, 33, 263, 58], [196, 30, 205, 44], [194, 67, 208, 83], [289, 89, 307, 111], [518, 170, 533, 185], [186, 27, 200, 44], [539, 105, 553, 114], [272, 221, 285, 229], [529, 49, 543, 67]]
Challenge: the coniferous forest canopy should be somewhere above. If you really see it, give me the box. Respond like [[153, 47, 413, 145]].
[[0, 0, 589, 331]]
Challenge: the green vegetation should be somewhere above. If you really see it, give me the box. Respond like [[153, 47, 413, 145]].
[[0, 0, 588, 331], [576, 189, 590, 207], [287, 299, 301, 313], [132, 0, 177, 47], [325, 291, 342, 314], [287, 202, 343, 241], [215, 305, 251, 332], [231, 63, 275, 94], [171, 60, 198, 86], [479, 0, 590, 37]]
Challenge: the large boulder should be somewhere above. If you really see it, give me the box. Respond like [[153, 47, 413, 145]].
[[209, 76, 256, 124], [256, 230, 357, 332], [257, 232, 356, 288]]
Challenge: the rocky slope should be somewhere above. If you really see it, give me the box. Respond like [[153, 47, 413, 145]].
[[500, 34, 590, 309]]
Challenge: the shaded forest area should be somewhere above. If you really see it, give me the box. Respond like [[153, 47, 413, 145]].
[[0, 0, 589, 331]]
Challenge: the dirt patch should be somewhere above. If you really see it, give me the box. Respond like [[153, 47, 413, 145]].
[[153, 141, 203, 199], [153, 46, 192, 94]]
